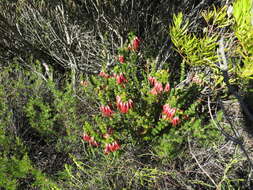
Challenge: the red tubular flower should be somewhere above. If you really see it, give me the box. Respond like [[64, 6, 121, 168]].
[[100, 105, 114, 117], [89, 137, 99, 147], [111, 141, 120, 151], [122, 102, 128, 113], [116, 95, 121, 106], [164, 83, 170, 92], [83, 134, 99, 147], [154, 82, 163, 94], [82, 133, 91, 142], [148, 77, 164, 95], [148, 76, 157, 86], [104, 143, 111, 154], [116, 73, 127, 84], [118, 55, 125, 63], [99, 71, 110, 78], [128, 99, 133, 108], [150, 87, 158, 95], [162, 104, 176, 120], [104, 141, 121, 154], [132, 37, 140, 51], [116, 96, 133, 113], [172, 116, 180, 126]]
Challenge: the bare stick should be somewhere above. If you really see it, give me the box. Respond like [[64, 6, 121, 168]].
[[188, 136, 218, 188]]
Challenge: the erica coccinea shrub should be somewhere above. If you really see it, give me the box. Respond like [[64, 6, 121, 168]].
[[81, 34, 202, 156]]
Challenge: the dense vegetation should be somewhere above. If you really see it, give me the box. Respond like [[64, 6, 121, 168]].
[[0, 0, 253, 189]]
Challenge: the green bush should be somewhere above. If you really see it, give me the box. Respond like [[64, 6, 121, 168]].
[[80, 35, 220, 159]]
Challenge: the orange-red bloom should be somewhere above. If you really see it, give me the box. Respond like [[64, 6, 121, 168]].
[[115, 73, 128, 85], [118, 55, 125, 63], [116, 96, 133, 113], [164, 83, 170, 92], [100, 105, 114, 117], [172, 116, 180, 126], [148, 76, 157, 86], [99, 71, 110, 78], [104, 141, 121, 154], [82, 133, 91, 142], [82, 134, 99, 147], [132, 37, 140, 51], [162, 104, 176, 120]]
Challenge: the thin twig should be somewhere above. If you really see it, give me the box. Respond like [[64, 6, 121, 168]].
[[188, 136, 218, 188], [207, 96, 253, 186]]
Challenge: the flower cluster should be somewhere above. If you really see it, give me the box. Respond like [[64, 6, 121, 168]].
[[82, 35, 189, 156], [82, 133, 99, 147], [100, 105, 114, 117], [116, 96, 133, 113], [98, 71, 128, 86], [99, 71, 110, 78], [162, 104, 180, 126], [148, 76, 170, 95], [104, 141, 121, 154], [115, 73, 128, 85]]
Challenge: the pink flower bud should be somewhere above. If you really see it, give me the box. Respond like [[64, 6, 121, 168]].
[[162, 104, 176, 120], [148, 76, 157, 86], [118, 55, 125, 63], [99, 71, 110, 78], [164, 83, 170, 92], [150, 88, 158, 95], [154, 82, 163, 94], [82, 133, 91, 142], [116, 73, 127, 84], [132, 37, 140, 51], [172, 116, 180, 126]]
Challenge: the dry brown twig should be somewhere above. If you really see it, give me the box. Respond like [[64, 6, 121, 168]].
[[188, 136, 218, 188], [207, 95, 253, 187]]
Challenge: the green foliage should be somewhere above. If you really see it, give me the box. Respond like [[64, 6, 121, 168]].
[[233, 0, 253, 79], [25, 97, 55, 136], [0, 63, 61, 190], [32, 169, 60, 190], [170, 12, 219, 67], [201, 5, 233, 28], [170, 2, 253, 83], [61, 151, 172, 190], [0, 155, 31, 190], [155, 106, 221, 159]]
